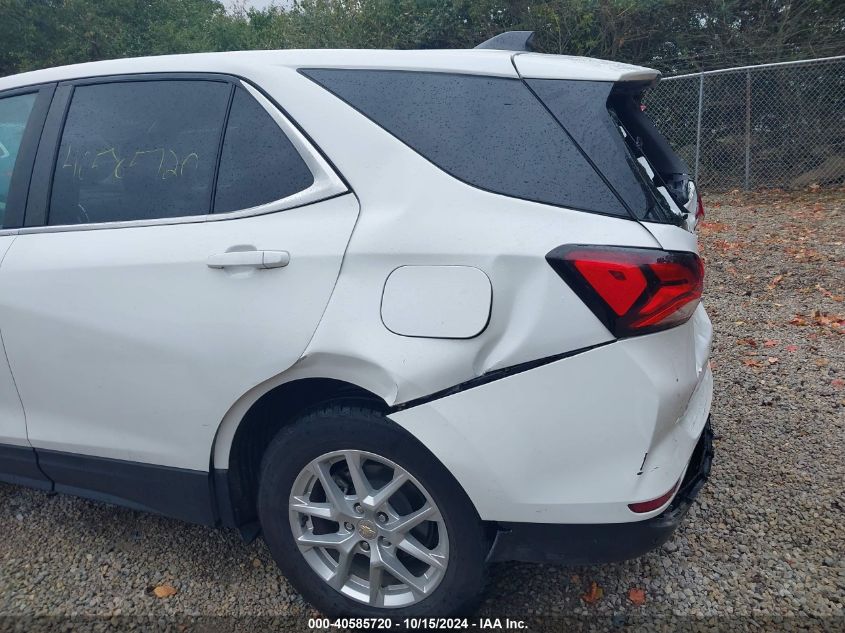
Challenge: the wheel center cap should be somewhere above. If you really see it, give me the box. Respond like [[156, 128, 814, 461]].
[[357, 519, 377, 540]]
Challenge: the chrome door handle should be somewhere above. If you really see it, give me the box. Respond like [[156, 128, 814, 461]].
[[207, 250, 290, 269]]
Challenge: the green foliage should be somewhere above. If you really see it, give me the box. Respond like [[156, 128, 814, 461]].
[[1, 0, 843, 77]]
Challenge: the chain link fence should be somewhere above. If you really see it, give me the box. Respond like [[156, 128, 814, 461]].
[[645, 56, 845, 192]]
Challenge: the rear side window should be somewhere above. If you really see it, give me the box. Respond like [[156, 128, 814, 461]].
[[526, 79, 679, 224], [303, 69, 628, 218], [527, 80, 655, 220], [49, 80, 230, 225], [214, 87, 314, 213], [0, 93, 37, 223]]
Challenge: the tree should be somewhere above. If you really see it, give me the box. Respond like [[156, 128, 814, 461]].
[[1, 0, 843, 77]]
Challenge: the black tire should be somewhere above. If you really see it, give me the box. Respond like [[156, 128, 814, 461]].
[[257, 404, 488, 618]]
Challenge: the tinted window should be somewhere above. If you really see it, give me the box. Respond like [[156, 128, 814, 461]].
[[0, 93, 36, 223], [303, 69, 627, 217], [528, 79, 675, 223], [49, 81, 230, 225], [214, 88, 313, 213]]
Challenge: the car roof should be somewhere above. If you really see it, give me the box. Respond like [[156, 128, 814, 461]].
[[0, 49, 659, 92]]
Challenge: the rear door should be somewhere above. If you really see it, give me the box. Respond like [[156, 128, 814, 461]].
[[0, 75, 354, 479]]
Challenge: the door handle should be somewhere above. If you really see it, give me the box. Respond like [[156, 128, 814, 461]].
[[207, 250, 290, 269]]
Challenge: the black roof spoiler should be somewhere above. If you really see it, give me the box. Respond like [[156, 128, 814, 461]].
[[474, 31, 536, 52]]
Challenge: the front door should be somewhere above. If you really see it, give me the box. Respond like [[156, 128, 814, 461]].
[[0, 87, 52, 488]]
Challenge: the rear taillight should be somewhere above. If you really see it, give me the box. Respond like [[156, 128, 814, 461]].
[[546, 245, 704, 337], [695, 191, 705, 221], [628, 478, 681, 513]]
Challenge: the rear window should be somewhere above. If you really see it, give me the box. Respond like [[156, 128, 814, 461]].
[[214, 87, 314, 213], [527, 79, 679, 223], [302, 69, 629, 218]]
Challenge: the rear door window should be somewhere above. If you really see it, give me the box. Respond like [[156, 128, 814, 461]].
[[303, 69, 628, 218], [214, 87, 314, 213], [48, 80, 230, 226], [0, 93, 37, 224]]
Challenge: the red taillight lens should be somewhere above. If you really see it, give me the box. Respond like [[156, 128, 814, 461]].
[[546, 245, 704, 337], [695, 191, 705, 220], [628, 478, 681, 513]]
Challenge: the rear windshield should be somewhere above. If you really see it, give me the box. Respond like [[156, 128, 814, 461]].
[[302, 69, 630, 218]]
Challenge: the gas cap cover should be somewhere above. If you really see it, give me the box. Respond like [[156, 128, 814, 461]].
[[381, 266, 492, 339]]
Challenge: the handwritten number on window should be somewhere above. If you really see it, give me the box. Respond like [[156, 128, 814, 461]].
[[60, 144, 200, 181]]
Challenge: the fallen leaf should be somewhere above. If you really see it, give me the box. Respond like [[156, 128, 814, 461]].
[[785, 345, 799, 352], [767, 274, 783, 289], [628, 587, 647, 606], [812, 311, 845, 329], [737, 338, 757, 347], [815, 358, 829, 367], [815, 284, 843, 301], [790, 315, 808, 326], [832, 378, 844, 389], [712, 239, 742, 252], [581, 581, 604, 604], [698, 221, 728, 235], [743, 358, 762, 368], [153, 585, 177, 599], [767, 357, 779, 364], [763, 340, 779, 347]]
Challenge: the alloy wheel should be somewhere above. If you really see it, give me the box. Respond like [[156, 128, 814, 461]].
[[289, 449, 449, 608]]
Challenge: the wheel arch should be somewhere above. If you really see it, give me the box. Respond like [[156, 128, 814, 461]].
[[211, 355, 398, 528]]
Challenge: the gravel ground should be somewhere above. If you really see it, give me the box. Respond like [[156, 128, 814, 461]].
[[1, 190, 843, 631]]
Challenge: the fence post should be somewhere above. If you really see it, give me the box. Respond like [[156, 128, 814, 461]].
[[744, 69, 751, 190], [695, 71, 703, 183]]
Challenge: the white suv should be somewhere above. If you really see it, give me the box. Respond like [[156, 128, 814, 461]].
[[0, 33, 713, 618]]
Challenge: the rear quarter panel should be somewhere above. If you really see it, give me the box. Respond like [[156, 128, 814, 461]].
[[263, 67, 665, 406]]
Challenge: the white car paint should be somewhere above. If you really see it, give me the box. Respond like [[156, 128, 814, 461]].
[[0, 236, 26, 447], [0, 48, 711, 527], [0, 49, 659, 93], [381, 266, 492, 339], [643, 219, 701, 254], [390, 305, 712, 523], [0, 196, 359, 468], [513, 52, 660, 82]]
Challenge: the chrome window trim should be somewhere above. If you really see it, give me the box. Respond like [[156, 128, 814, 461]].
[[18, 79, 347, 235]]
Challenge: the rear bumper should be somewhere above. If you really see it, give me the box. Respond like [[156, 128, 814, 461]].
[[487, 418, 714, 564]]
